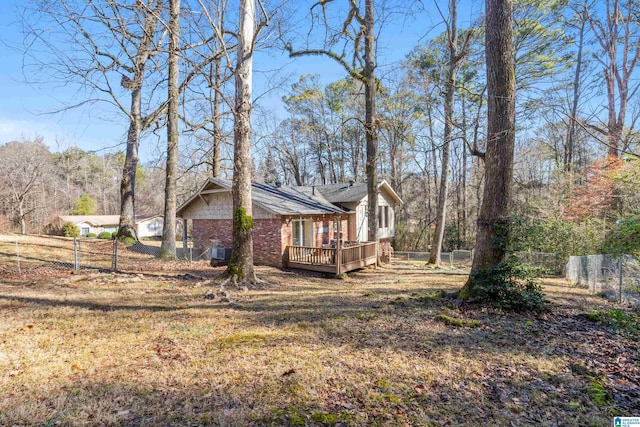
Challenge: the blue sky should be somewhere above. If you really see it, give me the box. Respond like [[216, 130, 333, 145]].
[[0, 0, 473, 160]]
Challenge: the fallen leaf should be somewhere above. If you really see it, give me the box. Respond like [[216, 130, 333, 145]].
[[282, 368, 296, 376], [414, 384, 426, 395]]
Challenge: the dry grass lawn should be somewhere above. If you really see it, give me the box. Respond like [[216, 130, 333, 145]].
[[1, 251, 639, 426]]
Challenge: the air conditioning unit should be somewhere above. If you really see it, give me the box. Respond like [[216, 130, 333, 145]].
[[210, 246, 232, 266]]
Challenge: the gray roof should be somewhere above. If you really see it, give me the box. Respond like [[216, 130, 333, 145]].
[[313, 182, 368, 204], [178, 178, 401, 218], [178, 178, 348, 216], [251, 181, 347, 215], [314, 180, 403, 205]]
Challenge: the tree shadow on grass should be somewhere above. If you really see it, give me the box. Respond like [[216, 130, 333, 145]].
[[0, 294, 218, 312]]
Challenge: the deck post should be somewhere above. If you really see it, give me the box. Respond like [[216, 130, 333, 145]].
[[336, 215, 342, 276], [182, 218, 188, 259]]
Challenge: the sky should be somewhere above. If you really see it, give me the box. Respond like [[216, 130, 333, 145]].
[[0, 0, 478, 161]]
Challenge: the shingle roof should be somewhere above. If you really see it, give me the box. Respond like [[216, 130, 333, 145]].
[[314, 180, 403, 205], [178, 178, 348, 216], [59, 215, 120, 226], [177, 178, 401, 218], [313, 181, 368, 204], [251, 181, 347, 215], [57, 214, 162, 226]]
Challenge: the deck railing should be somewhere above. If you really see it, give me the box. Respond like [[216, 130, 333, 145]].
[[287, 245, 336, 265], [286, 242, 377, 274]]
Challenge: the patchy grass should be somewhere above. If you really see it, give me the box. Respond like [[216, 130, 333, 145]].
[[1, 260, 639, 426], [434, 314, 481, 328]]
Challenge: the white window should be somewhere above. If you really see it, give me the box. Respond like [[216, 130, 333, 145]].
[[292, 220, 312, 246], [378, 206, 389, 229]]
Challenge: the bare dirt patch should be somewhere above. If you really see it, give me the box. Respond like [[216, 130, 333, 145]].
[[1, 262, 638, 426]]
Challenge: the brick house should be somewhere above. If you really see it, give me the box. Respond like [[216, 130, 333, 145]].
[[176, 177, 401, 268]]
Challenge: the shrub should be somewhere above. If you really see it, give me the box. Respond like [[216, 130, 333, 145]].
[[468, 256, 546, 311], [118, 236, 137, 246], [86, 233, 97, 238], [603, 216, 640, 256], [510, 216, 610, 260], [62, 222, 80, 238], [112, 231, 118, 239], [97, 231, 113, 240]]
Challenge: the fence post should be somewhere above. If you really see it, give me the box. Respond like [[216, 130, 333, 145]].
[[16, 241, 21, 273], [619, 256, 623, 304], [450, 252, 453, 265], [73, 238, 79, 271], [112, 238, 119, 272]]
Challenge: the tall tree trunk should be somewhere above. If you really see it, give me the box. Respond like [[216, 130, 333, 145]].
[[228, 0, 256, 281], [364, 0, 378, 244], [565, 5, 587, 171], [160, 0, 180, 259], [212, 58, 222, 178], [460, 0, 516, 297], [118, 90, 142, 239], [429, 0, 467, 265], [117, 1, 162, 240]]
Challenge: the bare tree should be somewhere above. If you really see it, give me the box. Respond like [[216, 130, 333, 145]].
[[588, 0, 640, 157], [0, 140, 52, 234], [564, 2, 589, 170], [428, 0, 472, 265], [21, 0, 168, 239], [286, 0, 379, 243], [460, 0, 516, 298]]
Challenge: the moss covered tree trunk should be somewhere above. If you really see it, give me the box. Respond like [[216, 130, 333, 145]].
[[459, 0, 515, 299], [227, 0, 256, 281]]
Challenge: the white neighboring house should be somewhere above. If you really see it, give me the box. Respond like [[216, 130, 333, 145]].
[[57, 215, 119, 236], [51, 215, 164, 238], [135, 214, 164, 239]]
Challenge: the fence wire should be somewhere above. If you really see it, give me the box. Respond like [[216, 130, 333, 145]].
[[392, 250, 562, 272], [393, 250, 473, 264], [565, 254, 640, 304], [0, 235, 212, 274]]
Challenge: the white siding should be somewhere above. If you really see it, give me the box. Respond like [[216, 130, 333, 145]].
[[354, 190, 397, 241], [136, 217, 164, 238]]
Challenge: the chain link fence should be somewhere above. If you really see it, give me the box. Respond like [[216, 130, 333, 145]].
[[393, 250, 474, 265], [565, 254, 640, 303], [392, 249, 563, 272], [0, 234, 212, 274]]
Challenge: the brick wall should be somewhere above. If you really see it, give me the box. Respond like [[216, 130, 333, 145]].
[[193, 218, 284, 266], [252, 218, 285, 265], [193, 214, 356, 267]]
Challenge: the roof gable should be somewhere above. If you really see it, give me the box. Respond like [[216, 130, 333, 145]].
[[315, 180, 402, 205], [177, 177, 348, 217]]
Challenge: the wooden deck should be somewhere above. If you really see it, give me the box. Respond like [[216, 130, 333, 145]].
[[285, 242, 377, 275]]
